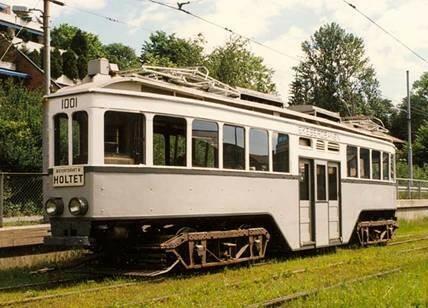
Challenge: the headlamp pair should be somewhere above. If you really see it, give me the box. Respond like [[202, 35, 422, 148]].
[[45, 197, 88, 216]]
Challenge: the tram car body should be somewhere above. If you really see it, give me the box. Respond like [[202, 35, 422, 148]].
[[44, 59, 398, 268]]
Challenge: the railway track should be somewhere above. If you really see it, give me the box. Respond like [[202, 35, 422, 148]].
[[2, 232, 427, 306], [247, 268, 401, 307], [388, 234, 428, 246]]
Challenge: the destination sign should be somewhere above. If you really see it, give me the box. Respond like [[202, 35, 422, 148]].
[[53, 166, 84, 187], [298, 126, 339, 142]]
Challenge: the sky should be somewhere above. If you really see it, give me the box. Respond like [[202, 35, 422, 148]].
[[5, 0, 428, 105]]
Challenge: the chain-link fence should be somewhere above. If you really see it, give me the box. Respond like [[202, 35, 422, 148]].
[[396, 178, 428, 200], [0, 172, 45, 227]]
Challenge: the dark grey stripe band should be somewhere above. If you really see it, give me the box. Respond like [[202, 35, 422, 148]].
[[49, 166, 300, 180]]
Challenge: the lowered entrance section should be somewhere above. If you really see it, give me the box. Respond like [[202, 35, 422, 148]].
[[299, 159, 342, 248]]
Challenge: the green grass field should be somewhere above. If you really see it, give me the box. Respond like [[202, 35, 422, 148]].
[[0, 218, 428, 307]]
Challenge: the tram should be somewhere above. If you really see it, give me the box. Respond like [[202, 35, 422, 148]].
[[43, 59, 398, 270]]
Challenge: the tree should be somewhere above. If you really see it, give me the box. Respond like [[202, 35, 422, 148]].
[[0, 80, 43, 171], [413, 121, 428, 167], [290, 23, 386, 118], [51, 24, 106, 60], [77, 55, 88, 79], [70, 30, 89, 58], [141, 32, 276, 93], [206, 37, 276, 93], [390, 72, 428, 141], [62, 50, 78, 80], [51, 48, 63, 79], [104, 43, 140, 70], [51, 24, 79, 50], [141, 31, 205, 67]]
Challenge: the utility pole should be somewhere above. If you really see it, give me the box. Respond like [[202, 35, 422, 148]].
[[43, 0, 50, 95], [42, 0, 64, 94], [42, 0, 63, 217], [407, 70, 413, 198]]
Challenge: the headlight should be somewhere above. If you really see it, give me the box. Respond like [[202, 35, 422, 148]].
[[45, 198, 64, 216], [68, 197, 88, 216]]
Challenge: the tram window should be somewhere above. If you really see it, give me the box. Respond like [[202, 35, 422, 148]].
[[72, 111, 88, 164], [383, 152, 390, 180], [223, 124, 245, 170], [272, 132, 289, 173], [104, 111, 145, 165], [316, 165, 326, 201], [192, 120, 218, 168], [54, 113, 69, 166], [299, 137, 312, 147], [371, 150, 381, 180], [328, 166, 338, 201], [347, 146, 358, 177], [391, 154, 395, 180], [249, 128, 268, 171], [299, 162, 310, 200], [359, 148, 370, 179], [153, 115, 186, 166]]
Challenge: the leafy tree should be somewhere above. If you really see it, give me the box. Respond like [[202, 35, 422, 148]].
[[206, 37, 276, 93], [77, 55, 88, 79], [104, 43, 140, 70], [0, 80, 43, 171], [413, 121, 428, 167], [390, 72, 428, 141], [51, 24, 106, 60], [51, 24, 79, 50], [290, 23, 386, 118], [70, 30, 89, 58], [62, 50, 78, 80], [141, 32, 276, 93], [51, 48, 63, 79], [141, 31, 205, 67]]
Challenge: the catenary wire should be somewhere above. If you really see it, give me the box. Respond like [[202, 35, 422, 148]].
[[138, 0, 300, 62], [61, 1, 154, 33], [342, 0, 428, 65]]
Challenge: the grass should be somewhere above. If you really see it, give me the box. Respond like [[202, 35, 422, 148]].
[[2, 220, 44, 227], [0, 219, 427, 307]]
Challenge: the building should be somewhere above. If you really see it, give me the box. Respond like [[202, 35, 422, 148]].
[[0, 2, 62, 90]]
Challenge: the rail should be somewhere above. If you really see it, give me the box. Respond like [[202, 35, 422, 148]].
[[396, 178, 428, 200]]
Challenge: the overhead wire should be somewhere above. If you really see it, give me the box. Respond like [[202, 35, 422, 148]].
[[341, 0, 428, 66], [61, 1, 154, 33], [138, 0, 300, 62]]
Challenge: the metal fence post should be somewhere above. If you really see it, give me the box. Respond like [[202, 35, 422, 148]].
[[0, 173, 4, 228], [418, 181, 422, 199], [407, 179, 411, 199]]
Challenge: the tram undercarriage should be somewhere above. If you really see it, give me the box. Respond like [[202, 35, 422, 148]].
[[45, 211, 397, 272]]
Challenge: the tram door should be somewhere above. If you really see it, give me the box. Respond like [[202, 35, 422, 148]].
[[299, 159, 341, 247], [299, 159, 314, 245], [327, 163, 341, 241]]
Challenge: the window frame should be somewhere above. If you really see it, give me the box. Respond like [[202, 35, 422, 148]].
[[222, 123, 246, 170], [271, 131, 290, 174], [371, 150, 381, 180], [359, 147, 370, 179], [191, 119, 219, 169], [346, 145, 359, 178], [103, 110, 146, 165], [72, 110, 89, 165], [53, 112, 69, 166], [152, 114, 187, 167], [249, 127, 269, 172]]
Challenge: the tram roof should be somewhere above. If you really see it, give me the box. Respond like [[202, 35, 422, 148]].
[[48, 68, 401, 145]]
